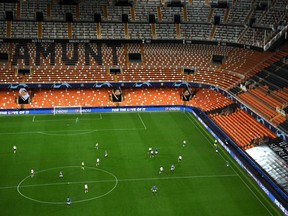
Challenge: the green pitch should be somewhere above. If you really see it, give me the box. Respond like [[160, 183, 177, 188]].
[[0, 112, 283, 216]]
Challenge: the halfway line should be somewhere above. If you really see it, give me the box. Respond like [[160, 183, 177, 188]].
[[0, 174, 237, 190]]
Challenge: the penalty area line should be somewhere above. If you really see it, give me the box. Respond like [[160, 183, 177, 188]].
[[138, 113, 147, 130], [0, 127, 145, 135], [33, 118, 102, 122]]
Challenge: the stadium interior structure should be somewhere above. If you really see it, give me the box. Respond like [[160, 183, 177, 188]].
[[0, 0, 288, 213]]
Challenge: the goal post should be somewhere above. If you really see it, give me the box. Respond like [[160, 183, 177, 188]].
[[53, 106, 82, 115]]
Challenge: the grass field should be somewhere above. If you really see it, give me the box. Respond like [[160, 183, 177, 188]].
[[0, 111, 283, 216]]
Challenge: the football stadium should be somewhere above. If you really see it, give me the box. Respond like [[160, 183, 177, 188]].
[[0, 0, 287, 215]]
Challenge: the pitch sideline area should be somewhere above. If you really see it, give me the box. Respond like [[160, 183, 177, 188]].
[[0, 112, 283, 216]]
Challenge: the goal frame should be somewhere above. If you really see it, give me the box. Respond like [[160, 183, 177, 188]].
[[53, 105, 82, 115]]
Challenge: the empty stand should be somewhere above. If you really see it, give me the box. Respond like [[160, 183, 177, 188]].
[[0, 0, 283, 46], [211, 108, 276, 150], [1, 41, 286, 92]]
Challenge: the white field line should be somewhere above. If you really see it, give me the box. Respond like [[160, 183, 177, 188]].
[[33, 117, 103, 122], [32, 113, 103, 122], [0, 127, 146, 135], [0, 174, 237, 190], [138, 113, 147, 130], [184, 112, 274, 216]]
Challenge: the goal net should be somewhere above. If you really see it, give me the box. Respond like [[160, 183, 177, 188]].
[[53, 106, 82, 115]]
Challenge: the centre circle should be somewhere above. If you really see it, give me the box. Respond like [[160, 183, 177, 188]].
[[17, 166, 118, 204]]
